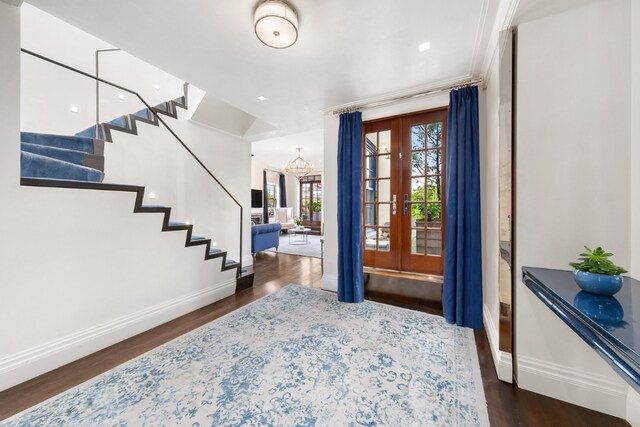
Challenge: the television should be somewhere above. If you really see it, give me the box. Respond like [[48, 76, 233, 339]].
[[251, 189, 263, 208]]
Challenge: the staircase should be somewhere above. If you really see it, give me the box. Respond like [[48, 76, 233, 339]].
[[20, 84, 245, 278]]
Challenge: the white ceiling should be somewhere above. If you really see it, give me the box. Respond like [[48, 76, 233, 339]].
[[26, 0, 501, 140], [251, 129, 324, 172]]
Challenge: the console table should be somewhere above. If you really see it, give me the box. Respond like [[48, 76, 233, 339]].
[[522, 267, 640, 393]]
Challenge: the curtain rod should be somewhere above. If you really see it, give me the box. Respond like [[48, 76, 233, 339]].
[[330, 77, 484, 115]]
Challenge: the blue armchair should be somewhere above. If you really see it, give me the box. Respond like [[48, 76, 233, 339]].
[[251, 223, 282, 256]]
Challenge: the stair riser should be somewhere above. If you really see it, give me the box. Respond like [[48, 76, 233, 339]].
[[21, 152, 104, 182], [21, 143, 105, 172]]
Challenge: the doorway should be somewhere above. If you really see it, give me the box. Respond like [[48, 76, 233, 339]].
[[363, 108, 447, 276]]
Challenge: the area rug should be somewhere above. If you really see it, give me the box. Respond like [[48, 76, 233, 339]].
[[2, 286, 489, 426], [265, 234, 322, 258]]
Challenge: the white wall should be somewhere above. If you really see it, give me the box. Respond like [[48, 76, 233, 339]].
[[516, 0, 632, 418], [631, 0, 640, 278], [480, 53, 506, 380], [629, 2, 640, 423], [0, 3, 252, 391], [21, 4, 188, 136], [102, 97, 251, 264], [322, 94, 449, 292], [250, 158, 301, 219]]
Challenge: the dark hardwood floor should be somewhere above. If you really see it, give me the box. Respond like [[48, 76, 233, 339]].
[[0, 252, 630, 426]]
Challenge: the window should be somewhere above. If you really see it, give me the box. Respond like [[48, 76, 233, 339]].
[[300, 174, 322, 226], [266, 183, 277, 221], [265, 170, 280, 223]]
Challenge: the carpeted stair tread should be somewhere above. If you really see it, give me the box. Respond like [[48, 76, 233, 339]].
[[190, 236, 206, 241], [75, 127, 98, 139], [21, 151, 104, 182], [209, 248, 222, 255], [107, 115, 128, 128], [21, 132, 98, 154], [142, 205, 167, 209], [168, 221, 189, 227], [76, 115, 130, 139], [225, 259, 238, 265], [154, 102, 170, 112], [133, 109, 152, 120], [21, 143, 88, 166]]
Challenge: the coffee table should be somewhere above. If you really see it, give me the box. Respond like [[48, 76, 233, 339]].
[[288, 227, 312, 245]]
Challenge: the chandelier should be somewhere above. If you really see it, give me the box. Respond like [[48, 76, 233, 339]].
[[284, 147, 314, 178]]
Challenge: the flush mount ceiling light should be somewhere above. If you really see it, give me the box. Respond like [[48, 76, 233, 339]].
[[284, 147, 314, 178], [254, 0, 299, 49]]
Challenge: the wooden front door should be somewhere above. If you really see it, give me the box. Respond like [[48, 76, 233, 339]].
[[363, 108, 447, 276]]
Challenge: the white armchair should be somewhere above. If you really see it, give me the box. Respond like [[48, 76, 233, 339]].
[[275, 207, 295, 233]]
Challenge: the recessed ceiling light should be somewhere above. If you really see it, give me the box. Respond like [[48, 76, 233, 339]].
[[70, 106, 79, 113], [418, 42, 431, 52], [258, 96, 267, 101], [117, 93, 125, 100], [154, 84, 160, 90]]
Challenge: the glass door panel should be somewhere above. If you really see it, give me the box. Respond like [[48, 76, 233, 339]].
[[300, 175, 322, 227], [400, 110, 447, 275], [362, 120, 399, 270]]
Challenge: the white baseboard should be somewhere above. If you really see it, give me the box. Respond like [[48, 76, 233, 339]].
[[482, 304, 513, 383], [627, 386, 640, 426], [0, 279, 236, 391], [321, 274, 338, 292], [518, 354, 628, 418], [242, 254, 254, 267]]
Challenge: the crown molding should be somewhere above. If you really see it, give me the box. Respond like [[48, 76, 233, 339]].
[[479, 0, 521, 81], [321, 74, 475, 115]]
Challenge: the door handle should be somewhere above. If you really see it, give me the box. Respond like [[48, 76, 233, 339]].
[[392, 194, 397, 215], [404, 194, 409, 215]]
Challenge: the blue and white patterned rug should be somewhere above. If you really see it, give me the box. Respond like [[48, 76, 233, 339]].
[[2, 286, 489, 426]]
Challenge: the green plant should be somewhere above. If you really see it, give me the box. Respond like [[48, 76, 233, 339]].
[[411, 185, 441, 221], [569, 246, 627, 275]]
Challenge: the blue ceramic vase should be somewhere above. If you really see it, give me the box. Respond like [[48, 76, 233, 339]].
[[573, 270, 623, 296]]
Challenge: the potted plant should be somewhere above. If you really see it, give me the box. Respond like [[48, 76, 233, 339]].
[[294, 216, 303, 229], [569, 246, 627, 296]]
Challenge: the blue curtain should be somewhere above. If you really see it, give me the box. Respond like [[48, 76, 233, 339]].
[[263, 170, 269, 224], [338, 112, 364, 303], [443, 86, 483, 328], [279, 173, 287, 208]]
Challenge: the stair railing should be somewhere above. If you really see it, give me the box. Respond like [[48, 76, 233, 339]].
[[21, 48, 244, 275], [95, 48, 121, 138]]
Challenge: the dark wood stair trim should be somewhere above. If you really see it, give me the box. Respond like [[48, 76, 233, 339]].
[[20, 178, 240, 277]]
